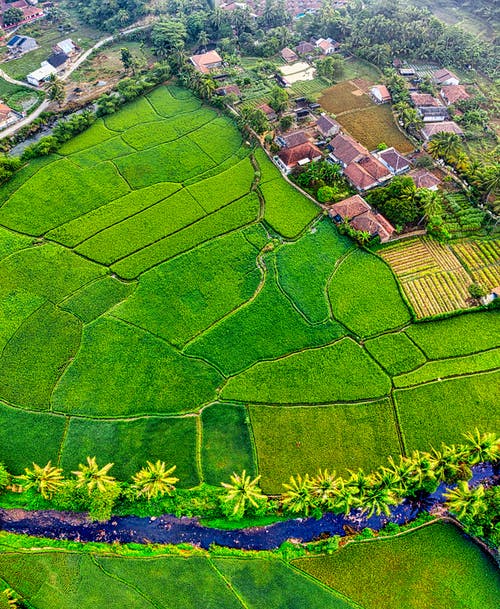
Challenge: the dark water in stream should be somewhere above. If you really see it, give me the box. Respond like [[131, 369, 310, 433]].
[[0, 464, 495, 550]]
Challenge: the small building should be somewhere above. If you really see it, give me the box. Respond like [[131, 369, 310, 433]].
[[440, 85, 470, 106], [344, 156, 392, 192], [316, 113, 340, 138], [55, 38, 77, 56], [45, 52, 69, 72], [0, 103, 18, 129], [421, 121, 464, 141], [328, 194, 371, 222], [370, 85, 391, 104], [6, 35, 37, 56], [258, 103, 277, 121], [399, 68, 416, 77], [410, 93, 442, 108], [275, 142, 322, 173], [407, 168, 441, 191], [276, 130, 309, 149], [281, 47, 298, 63], [295, 108, 309, 120], [26, 63, 57, 86], [316, 37, 338, 55], [189, 50, 223, 74], [417, 106, 449, 123], [350, 210, 395, 243], [329, 133, 368, 167], [376, 147, 410, 175], [296, 41, 315, 55], [433, 68, 460, 87], [481, 286, 500, 306], [215, 84, 241, 98]]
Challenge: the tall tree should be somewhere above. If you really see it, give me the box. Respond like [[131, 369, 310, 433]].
[[221, 470, 265, 516], [18, 461, 64, 499], [131, 461, 178, 500], [73, 457, 116, 494]]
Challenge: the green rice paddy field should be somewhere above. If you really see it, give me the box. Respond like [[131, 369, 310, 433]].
[[0, 522, 497, 609], [0, 84, 498, 493]]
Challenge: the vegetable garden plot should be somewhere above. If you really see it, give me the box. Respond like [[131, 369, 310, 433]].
[[52, 317, 222, 417], [75, 189, 206, 265], [365, 332, 427, 376], [0, 160, 130, 235], [60, 415, 199, 485], [111, 193, 261, 279], [328, 249, 411, 338], [115, 232, 260, 348], [293, 522, 500, 609], [395, 370, 499, 451], [249, 400, 400, 493], [222, 338, 391, 404]]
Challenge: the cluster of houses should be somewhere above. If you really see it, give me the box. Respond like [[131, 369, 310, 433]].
[[371, 66, 469, 141], [1, 0, 44, 30], [25, 38, 78, 86]]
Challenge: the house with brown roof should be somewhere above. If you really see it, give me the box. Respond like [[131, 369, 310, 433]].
[[370, 85, 391, 104], [328, 194, 371, 222], [276, 130, 309, 149], [296, 41, 315, 55], [316, 38, 338, 55], [440, 85, 470, 106], [433, 68, 459, 86], [421, 121, 464, 141], [410, 93, 442, 108], [275, 142, 322, 173], [316, 113, 340, 138], [344, 157, 392, 192], [215, 84, 241, 98], [350, 210, 395, 243], [407, 168, 441, 191], [258, 103, 277, 121], [0, 103, 18, 129], [281, 47, 298, 63], [189, 50, 223, 74], [376, 147, 410, 175], [329, 133, 367, 167]]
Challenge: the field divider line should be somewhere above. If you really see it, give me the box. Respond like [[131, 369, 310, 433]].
[[0, 299, 48, 362], [207, 558, 250, 609], [286, 561, 366, 609], [388, 391, 406, 457], [109, 159, 134, 191], [245, 404, 261, 479], [392, 365, 500, 390], [222, 396, 390, 409], [195, 414, 204, 485], [56, 416, 71, 468], [89, 554, 160, 609]]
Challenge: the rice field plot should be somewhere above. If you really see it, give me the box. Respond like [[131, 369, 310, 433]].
[[293, 521, 500, 609], [111, 193, 261, 279], [58, 119, 115, 155], [188, 117, 242, 164], [395, 370, 499, 451], [0, 160, 130, 235], [0, 155, 55, 206], [249, 400, 400, 493], [146, 85, 201, 117], [260, 178, 319, 239], [0, 226, 32, 261], [328, 249, 411, 337], [60, 415, 199, 484], [319, 81, 374, 115], [276, 220, 353, 324], [365, 332, 427, 376], [201, 402, 257, 485], [380, 236, 479, 317], [451, 239, 500, 290], [0, 288, 44, 354], [104, 96, 162, 131], [254, 147, 282, 184], [52, 317, 222, 417], [338, 104, 414, 153], [114, 232, 260, 347], [69, 137, 136, 168]]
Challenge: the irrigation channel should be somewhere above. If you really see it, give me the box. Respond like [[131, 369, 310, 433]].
[[0, 465, 496, 550]]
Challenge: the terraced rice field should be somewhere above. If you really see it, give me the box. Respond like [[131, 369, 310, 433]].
[[380, 236, 500, 317], [0, 84, 498, 500]]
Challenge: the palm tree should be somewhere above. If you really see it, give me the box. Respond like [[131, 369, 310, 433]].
[[347, 469, 372, 502], [426, 444, 471, 483], [131, 461, 178, 500], [0, 588, 19, 608], [198, 30, 209, 51], [46, 73, 65, 106], [281, 474, 316, 515], [427, 132, 463, 163], [310, 469, 341, 509], [462, 429, 500, 465], [197, 76, 216, 100], [18, 461, 64, 499], [418, 189, 443, 224], [359, 482, 398, 518], [221, 470, 265, 516], [444, 481, 487, 519], [331, 480, 358, 515], [72, 457, 116, 494]]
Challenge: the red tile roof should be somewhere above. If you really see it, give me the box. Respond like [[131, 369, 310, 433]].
[[377, 147, 410, 173], [410, 93, 442, 107], [329, 195, 371, 220], [281, 47, 298, 62], [433, 68, 459, 83], [440, 85, 470, 105], [371, 85, 391, 101], [408, 168, 441, 189], [422, 121, 464, 139], [0, 103, 12, 120], [278, 142, 322, 168], [190, 50, 222, 73], [350, 210, 395, 242], [330, 133, 368, 165]]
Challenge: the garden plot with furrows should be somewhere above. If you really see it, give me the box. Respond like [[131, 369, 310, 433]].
[[0, 85, 498, 491]]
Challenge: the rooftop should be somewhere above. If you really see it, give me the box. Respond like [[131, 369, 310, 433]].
[[330, 133, 368, 165], [278, 142, 322, 168], [410, 93, 442, 107], [329, 195, 371, 220]]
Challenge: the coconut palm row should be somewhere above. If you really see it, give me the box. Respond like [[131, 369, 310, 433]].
[[0, 429, 497, 521]]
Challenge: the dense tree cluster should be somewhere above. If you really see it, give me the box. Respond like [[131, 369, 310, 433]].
[[71, 0, 146, 31]]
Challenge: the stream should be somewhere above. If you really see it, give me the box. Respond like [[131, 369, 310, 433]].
[[0, 464, 495, 550]]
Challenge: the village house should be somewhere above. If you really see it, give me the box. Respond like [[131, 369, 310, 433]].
[[417, 105, 449, 123], [45, 51, 69, 73], [376, 147, 410, 175], [370, 85, 391, 104], [215, 84, 241, 98], [421, 121, 464, 141], [296, 41, 315, 55], [316, 113, 340, 138], [407, 168, 441, 190], [0, 103, 19, 129], [399, 67, 416, 77], [6, 35, 37, 56], [275, 141, 322, 174], [315, 37, 338, 55], [258, 103, 277, 121], [281, 47, 298, 63], [410, 93, 442, 108], [440, 85, 470, 106], [1, 0, 43, 27], [329, 132, 367, 167], [328, 194, 395, 243], [54, 39, 78, 57], [433, 68, 460, 87], [189, 50, 223, 74], [26, 63, 57, 86], [275, 130, 309, 148]]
